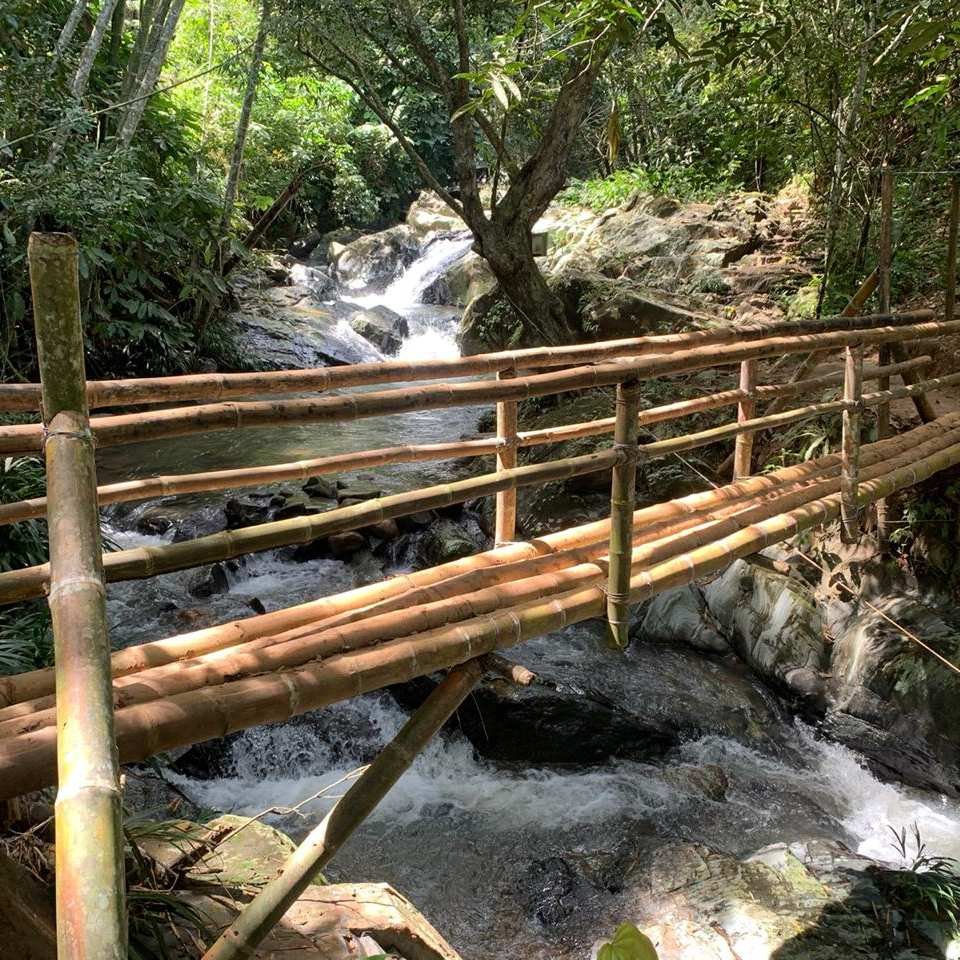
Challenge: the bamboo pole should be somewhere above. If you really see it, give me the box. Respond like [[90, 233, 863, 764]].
[[733, 359, 757, 479], [10, 415, 960, 739], [4, 424, 960, 799], [28, 234, 126, 960], [0, 356, 930, 529], [841, 342, 864, 542], [606, 380, 641, 648], [947, 176, 959, 323], [876, 165, 895, 543], [0, 449, 624, 604], [494, 371, 518, 544], [202, 658, 484, 960], [0, 317, 952, 456], [0, 308, 936, 414]]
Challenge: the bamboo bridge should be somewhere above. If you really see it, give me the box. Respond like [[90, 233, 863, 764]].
[[4, 187, 960, 958]]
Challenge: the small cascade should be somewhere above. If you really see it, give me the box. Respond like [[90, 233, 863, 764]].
[[382, 232, 474, 306]]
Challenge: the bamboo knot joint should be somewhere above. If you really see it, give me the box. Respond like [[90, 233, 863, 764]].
[[47, 575, 107, 603]]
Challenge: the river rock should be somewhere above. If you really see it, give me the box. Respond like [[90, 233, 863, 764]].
[[328, 531, 367, 557], [336, 484, 383, 502], [332, 224, 419, 289], [187, 562, 230, 598], [225, 497, 272, 529], [349, 306, 409, 354], [422, 251, 495, 306], [406, 190, 466, 238], [303, 476, 338, 499], [826, 589, 960, 796], [704, 558, 828, 703], [415, 518, 482, 567], [638, 585, 729, 654]]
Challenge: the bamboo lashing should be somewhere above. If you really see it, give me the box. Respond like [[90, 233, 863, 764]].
[[28, 234, 126, 960], [0, 309, 937, 414], [0, 317, 954, 456], [494, 370, 518, 544], [606, 379, 641, 648], [841, 342, 864, 542], [0, 355, 929, 528], [733, 359, 756, 479], [4, 418, 960, 800]]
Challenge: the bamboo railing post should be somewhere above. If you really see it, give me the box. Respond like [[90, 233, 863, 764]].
[[947, 175, 959, 323], [733, 359, 757, 479], [202, 658, 484, 960], [28, 234, 126, 960], [876, 165, 894, 543], [605, 378, 641, 648], [495, 371, 518, 544], [841, 341, 864, 543]]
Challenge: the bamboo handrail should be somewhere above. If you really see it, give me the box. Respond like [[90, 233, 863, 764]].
[[0, 309, 936, 413], [3, 419, 960, 799], [841, 343, 864, 541], [0, 449, 625, 604], [0, 356, 928, 528], [0, 319, 955, 456]]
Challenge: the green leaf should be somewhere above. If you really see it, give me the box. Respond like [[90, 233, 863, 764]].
[[490, 73, 510, 109], [597, 923, 659, 960]]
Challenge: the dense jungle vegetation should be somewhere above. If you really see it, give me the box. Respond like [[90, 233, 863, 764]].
[[2, 0, 957, 381]]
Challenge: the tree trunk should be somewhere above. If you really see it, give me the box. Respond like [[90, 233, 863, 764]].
[[218, 0, 270, 239], [117, 0, 186, 147], [479, 225, 570, 346], [49, 0, 90, 73]]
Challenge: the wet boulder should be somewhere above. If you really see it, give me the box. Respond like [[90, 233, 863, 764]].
[[224, 497, 271, 529], [331, 224, 419, 289], [406, 190, 466, 238], [415, 518, 483, 567], [187, 562, 230, 599], [704, 558, 828, 703], [349, 306, 409, 355], [637, 584, 729, 654], [826, 590, 960, 796], [303, 476, 338, 500]]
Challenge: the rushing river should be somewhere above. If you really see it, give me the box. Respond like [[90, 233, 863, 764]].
[[96, 238, 960, 958]]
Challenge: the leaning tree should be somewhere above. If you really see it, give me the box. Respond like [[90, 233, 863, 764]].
[[281, 0, 681, 345]]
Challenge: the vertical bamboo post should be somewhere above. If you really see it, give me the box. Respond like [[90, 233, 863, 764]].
[[202, 658, 485, 960], [946, 175, 959, 323], [28, 234, 126, 959], [733, 359, 757, 479], [841, 341, 864, 543], [605, 378, 641, 649], [875, 165, 894, 543], [494, 371, 518, 544]]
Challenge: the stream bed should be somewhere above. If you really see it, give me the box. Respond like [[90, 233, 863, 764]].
[[96, 238, 960, 958]]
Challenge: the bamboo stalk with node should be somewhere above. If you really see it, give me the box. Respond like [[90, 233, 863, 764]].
[[947, 175, 959, 323], [0, 307, 935, 414], [876, 165, 895, 543], [841, 342, 864, 542], [28, 233, 126, 960], [495, 370, 518, 544], [606, 379, 641, 648], [733, 359, 756, 479], [202, 658, 485, 960]]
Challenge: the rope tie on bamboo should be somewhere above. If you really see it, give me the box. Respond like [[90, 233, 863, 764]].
[[42, 424, 95, 448]]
